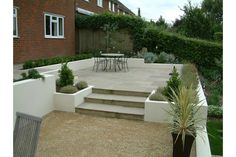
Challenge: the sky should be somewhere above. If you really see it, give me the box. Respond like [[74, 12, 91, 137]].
[[120, 0, 203, 24]]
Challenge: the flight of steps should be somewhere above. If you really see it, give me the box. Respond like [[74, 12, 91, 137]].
[[75, 88, 150, 120]]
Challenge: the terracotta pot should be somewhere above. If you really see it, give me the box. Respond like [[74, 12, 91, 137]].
[[172, 132, 195, 157]]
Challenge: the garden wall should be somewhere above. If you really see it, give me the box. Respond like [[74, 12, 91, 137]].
[[13, 74, 56, 125]]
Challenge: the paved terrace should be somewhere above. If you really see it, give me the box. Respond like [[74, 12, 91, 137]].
[[14, 59, 183, 93], [74, 59, 183, 93]]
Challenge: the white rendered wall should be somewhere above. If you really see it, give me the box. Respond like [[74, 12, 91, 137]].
[[54, 86, 93, 112], [13, 74, 55, 125]]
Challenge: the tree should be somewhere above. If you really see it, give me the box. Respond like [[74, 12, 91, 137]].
[[155, 16, 168, 29], [101, 23, 118, 53], [201, 0, 223, 32], [176, 1, 212, 39], [172, 0, 223, 40]]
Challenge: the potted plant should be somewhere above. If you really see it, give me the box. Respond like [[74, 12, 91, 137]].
[[167, 84, 203, 157]]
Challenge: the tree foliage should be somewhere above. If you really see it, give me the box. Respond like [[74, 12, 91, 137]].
[[172, 0, 223, 40]]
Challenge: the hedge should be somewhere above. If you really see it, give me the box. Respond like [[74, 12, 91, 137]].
[[143, 28, 223, 68], [23, 53, 93, 69]]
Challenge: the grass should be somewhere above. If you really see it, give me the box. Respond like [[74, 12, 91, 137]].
[[207, 119, 223, 155]]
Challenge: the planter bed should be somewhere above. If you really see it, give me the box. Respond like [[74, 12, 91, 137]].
[[54, 86, 93, 112]]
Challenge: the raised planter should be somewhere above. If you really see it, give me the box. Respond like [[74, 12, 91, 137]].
[[144, 90, 171, 123], [13, 74, 56, 125], [54, 85, 93, 112], [144, 80, 211, 157]]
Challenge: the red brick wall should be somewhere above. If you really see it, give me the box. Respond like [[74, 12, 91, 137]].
[[13, 0, 75, 64], [76, 0, 111, 14]]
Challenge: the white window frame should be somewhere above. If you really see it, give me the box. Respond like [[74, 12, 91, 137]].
[[97, 0, 103, 7], [84, 0, 89, 2], [13, 7, 18, 38], [112, 3, 115, 12], [44, 13, 64, 39], [109, 1, 112, 11]]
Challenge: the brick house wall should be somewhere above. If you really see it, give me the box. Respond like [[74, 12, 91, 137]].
[[13, 0, 75, 64], [76, 0, 110, 14]]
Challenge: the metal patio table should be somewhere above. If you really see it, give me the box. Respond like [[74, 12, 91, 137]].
[[101, 53, 124, 72]]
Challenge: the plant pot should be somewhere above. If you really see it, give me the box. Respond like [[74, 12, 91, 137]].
[[172, 132, 195, 157]]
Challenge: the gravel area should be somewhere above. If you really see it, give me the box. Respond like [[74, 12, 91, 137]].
[[36, 111, 174, 157]]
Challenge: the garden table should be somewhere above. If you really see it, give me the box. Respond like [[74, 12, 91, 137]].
[[101, 53, 124, 72]]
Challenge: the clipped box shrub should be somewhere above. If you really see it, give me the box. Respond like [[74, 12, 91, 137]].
[[59, 85, 78, 94], [58, 63, 74, 87], [76, 81, 88, 90]]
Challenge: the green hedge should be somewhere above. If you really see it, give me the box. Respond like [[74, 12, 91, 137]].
[[23, 53, 93, 69], [143, 28, 223, 68], [76, 13, 146, 51]]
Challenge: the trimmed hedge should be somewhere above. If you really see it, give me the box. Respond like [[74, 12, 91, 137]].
[[23, 53, 93, 69], [143, 28, 223, 68], [76, 13, 146, 51]]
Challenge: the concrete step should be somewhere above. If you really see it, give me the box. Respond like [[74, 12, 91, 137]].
[[92, 88, 150, 97], [84, 93, 145, 108], [76, 103, 144, 121]]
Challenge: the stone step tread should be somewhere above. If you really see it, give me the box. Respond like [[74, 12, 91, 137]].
[[85, 93, 147, 103], [92, 88, 150, 97], [77, 103, 144, 115]]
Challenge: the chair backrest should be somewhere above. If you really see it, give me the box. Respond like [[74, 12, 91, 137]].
[[14, 112, 42, 157]]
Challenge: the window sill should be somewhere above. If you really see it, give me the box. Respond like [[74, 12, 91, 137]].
[[97, 5, 103, 8], [44, 36, 65, 39], [13, 36, 20, 39]]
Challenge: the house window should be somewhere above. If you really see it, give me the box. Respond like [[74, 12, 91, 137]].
[[109, 1, 111, 11], [112, 3, 115, 12], [44, 13, 64, 38], [84, 0, 89, 1], [13, 7, 18, 37], [97, 0, 103, 7]]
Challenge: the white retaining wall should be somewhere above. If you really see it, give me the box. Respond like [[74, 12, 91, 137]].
[[13, 74, 56, 125], [54, 86, 93, 112], [39, 58, 94, 76]]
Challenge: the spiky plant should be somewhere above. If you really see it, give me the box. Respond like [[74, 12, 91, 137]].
[[167, 84, 204, 146]]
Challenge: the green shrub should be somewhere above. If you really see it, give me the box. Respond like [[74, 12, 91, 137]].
[[155, 52, 177, 63], [143, 28, 222, 69], [22, 53, 93, 69], [214, 32, 223, 42], [59, 85, 78, 94], [144, 52, 157, 63], [58, 63, 74, 87], [18, 69, 44, 81], [76, 81, 88, 90], [208, 105, 223, 118], [162, 66, 182, 100], [181, 64, 199, 89], [149, 87, 165, 101]]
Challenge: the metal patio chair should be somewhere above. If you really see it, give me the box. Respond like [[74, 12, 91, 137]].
[[14, 112, 42, 157]]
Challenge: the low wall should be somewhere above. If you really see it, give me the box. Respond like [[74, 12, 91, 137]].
[[144, 90, 171, 123], [144, 80, 210, 157], [40, 58, 94, 77], [54, 86, 93, 112], [13, 74, 56, 125], [196, 127, 212, 157], [144, 81, 208, 125]]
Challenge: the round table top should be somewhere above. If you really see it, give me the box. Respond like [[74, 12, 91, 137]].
[[101, 53, 124, 57]]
